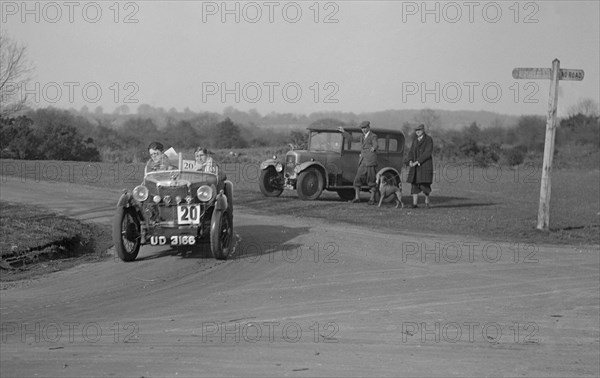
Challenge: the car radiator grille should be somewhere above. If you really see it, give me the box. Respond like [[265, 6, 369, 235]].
[[158, 186, 188, 200], [285, 155, 296, 171]]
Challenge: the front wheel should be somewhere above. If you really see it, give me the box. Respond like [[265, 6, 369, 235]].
[[210, 210, 233, 260], [113, 207, 141, 262], [259, 168, 283, 197], [297, 168, 324, 200]]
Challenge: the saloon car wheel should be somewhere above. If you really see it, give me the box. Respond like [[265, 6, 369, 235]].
[[259, 168, 283, 197], [297, 168, 324, 200], [336, 189, 355, 201], [113, 207, 141, 262], [210, 210, 233, 260]]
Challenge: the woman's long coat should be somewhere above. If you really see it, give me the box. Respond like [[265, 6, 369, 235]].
[[406, 134, 434, 185]]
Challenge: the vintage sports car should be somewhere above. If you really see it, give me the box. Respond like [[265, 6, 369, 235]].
[[112, 152, 233, 262], [259, 125, 405, 201]]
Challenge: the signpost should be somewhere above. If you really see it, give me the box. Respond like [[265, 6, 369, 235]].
[[512, 59, 584, 231]]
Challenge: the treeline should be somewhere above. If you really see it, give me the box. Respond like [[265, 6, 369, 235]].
[[0, 107, 597, 166], [430, 114, 599, 166], [0, 108, 297, 163]]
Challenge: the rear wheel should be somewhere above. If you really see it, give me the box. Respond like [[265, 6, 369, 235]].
[[382, 171, 399, 187], [210, 210, 233, 260], [259, 168, 283, 197], [297, 167, 324, 200], [113, 207, 141, 262]]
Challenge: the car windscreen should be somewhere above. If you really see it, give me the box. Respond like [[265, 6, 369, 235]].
[[309, 132, 343, 153]]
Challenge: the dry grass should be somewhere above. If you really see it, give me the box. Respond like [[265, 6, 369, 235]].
[[1, 154, 599, 247], [0, 201, 111, 281]]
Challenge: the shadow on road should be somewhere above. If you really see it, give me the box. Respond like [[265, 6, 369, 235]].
[[135, 224, 311, 262]]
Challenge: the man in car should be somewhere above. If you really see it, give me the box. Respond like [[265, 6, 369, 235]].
[[337, 121, 378, 204], [146, 142, 175, 172]]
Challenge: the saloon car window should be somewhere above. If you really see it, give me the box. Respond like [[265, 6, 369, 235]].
[[309, 132, 343, 153], [348, 132, 363, 151], [389, 136, 402, 152]]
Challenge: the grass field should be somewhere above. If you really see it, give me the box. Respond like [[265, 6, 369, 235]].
[[1, 156, 598, 247], [0, 201, 112, 282]]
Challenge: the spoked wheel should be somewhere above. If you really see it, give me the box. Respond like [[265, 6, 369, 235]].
[[113, 207, 141, 262], [259, 168, 283, 197], [296, 167, 324, 200], [210, 210, 233, 260]]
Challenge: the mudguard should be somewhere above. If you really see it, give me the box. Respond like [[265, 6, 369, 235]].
[[259, 159, 280, 170], [295, 161, 328, 186], [215, 190, 229, 211], [116, 191, 133, 208]]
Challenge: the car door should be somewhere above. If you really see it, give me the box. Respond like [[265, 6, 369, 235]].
[[340, 132, 362, 185]]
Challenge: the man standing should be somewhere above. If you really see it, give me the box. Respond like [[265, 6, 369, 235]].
[[338, 121, 378, 204], [407, 124, 434, 208]]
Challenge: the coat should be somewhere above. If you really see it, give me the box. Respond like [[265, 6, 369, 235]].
[[146, 154, 173, 172], [406, 134, 434, 185], [342, 131, 378, 167]]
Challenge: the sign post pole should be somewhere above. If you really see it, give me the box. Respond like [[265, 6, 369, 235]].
[[537, 59, 560, 231], [512, 60, 584, 231]]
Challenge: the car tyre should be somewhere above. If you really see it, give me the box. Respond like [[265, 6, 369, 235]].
[[210, 210, 232, 260], [113, 207, 141, 262], [259, 168, 283, 197], [297, 167, 324, 200]]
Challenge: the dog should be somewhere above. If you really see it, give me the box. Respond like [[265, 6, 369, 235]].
[[377, 174, 404, 208]]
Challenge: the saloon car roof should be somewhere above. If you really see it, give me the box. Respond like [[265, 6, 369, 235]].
[[307, 125, 405, 136]]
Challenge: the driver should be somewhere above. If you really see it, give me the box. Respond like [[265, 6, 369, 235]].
[[194, 147, 217, 173], [146, 142, 175, 172]]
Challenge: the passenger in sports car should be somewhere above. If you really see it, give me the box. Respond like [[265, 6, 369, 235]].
[[194, 147, 217, 173], [146, 141, 176, 172]]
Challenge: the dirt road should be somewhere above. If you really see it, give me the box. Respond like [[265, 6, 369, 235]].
[[1, 177, 598, 377]]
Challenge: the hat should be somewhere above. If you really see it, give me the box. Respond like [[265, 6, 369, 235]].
[[359, 121, 371, 129], [415, 124, 425, 131]]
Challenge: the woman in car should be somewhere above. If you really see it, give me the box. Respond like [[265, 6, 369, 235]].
[[146, 142, 174, 172], [194, 147, 217, 173]]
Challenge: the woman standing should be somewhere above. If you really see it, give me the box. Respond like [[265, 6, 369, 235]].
[[406, 124, 434, 208]]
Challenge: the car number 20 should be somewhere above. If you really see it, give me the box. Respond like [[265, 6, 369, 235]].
[[177, 205, 201, 225]]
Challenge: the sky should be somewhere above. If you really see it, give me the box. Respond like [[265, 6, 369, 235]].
[[2, 0, 599, 117]]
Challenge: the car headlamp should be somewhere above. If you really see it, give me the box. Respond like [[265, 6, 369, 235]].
[[197, 185, 213, 202], [275, 163, 283, 172], [132, 185, 149, 202]]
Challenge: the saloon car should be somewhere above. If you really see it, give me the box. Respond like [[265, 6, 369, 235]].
[[259, 125, 405, 200], [113, 153, 233, 262]]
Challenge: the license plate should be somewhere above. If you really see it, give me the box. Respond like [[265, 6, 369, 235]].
[[150, 235, 196, 245], [177, 205, 201, 225]]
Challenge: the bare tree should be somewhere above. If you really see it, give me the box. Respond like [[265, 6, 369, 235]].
[[0, 34, 33, 117], [568, 98, 599, 118]]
